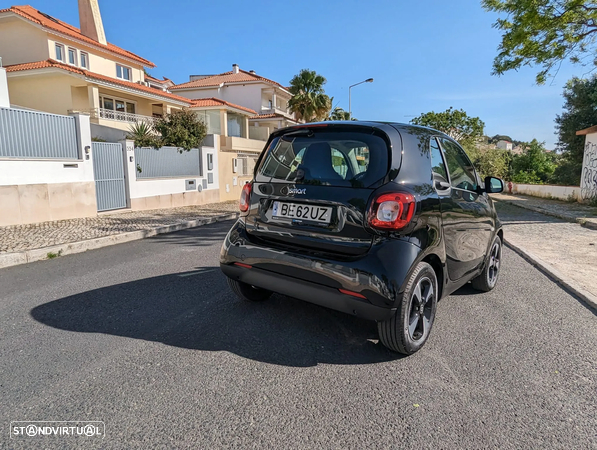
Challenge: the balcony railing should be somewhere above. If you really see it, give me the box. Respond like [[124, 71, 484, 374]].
[[71, 108, 156, 124], [97, 108, 156, 124], [260, 106, 292, 117]]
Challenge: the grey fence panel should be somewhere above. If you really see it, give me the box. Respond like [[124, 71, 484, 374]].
[[92, 142, 127, 212], [134, 146, 201, 179], [0, 107, 79, 159]]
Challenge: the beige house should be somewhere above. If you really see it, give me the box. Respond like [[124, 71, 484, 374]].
[[0, 5, 192, 131], [189, 98, 265, 201], [171, 64, 300, 137], [0, 4, 271, 207]]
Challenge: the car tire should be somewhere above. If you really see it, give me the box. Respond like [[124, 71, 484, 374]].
[[377, 262, 438, 355], [226, 277, 272, 302], [471, 236, 502, 292]]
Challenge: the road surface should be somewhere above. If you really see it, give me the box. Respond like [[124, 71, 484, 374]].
[[0, 221, 595, 449]]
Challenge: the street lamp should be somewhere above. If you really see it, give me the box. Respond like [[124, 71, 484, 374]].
[[348, 78, 373, 120]]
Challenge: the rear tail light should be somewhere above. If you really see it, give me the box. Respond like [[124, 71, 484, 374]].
[[239, 182, 252, 213], [368, 192, 415, 230]]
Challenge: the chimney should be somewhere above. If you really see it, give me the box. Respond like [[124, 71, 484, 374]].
[[249, 70, 255, 74], [232, 64, 239, 74], [78, 0, 107, 45]]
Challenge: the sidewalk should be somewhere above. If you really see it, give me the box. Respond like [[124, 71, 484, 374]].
[[492, 194, 597, 308], [0, 202, 238, 268], [492, 193, 597, 230]]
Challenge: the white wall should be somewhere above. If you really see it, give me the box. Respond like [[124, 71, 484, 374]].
[[174, 83, 265, 114], [581, 133, 597, 201], [511, 183, 580, 201], [0, 67, 10, 108], [122, 135, 219, 202]]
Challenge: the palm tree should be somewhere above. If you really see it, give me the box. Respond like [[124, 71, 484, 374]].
[[288, 69, 332, 122], [326, 107, 354, 121]]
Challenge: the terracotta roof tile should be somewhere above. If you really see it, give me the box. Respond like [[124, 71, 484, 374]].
[[5, 60, 191, 104], [0, 5, 155, 67], [171, 69, 287, 90], [189, 97, 256, 115]]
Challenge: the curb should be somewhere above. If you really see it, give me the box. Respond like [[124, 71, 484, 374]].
[[0, 213, 239, 270], [494, 197, 597, 230], [504, 238, 597, 312]]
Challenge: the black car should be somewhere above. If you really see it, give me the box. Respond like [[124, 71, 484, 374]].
[[220, 122, 504, 355]]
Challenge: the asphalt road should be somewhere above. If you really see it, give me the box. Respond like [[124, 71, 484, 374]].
[[0, 220, 595, 449]]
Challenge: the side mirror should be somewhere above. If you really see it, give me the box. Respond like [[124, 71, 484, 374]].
[[484, 176, 504, 194]]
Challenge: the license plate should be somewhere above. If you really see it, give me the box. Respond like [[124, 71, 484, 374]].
[[272, 201, 332, 224]]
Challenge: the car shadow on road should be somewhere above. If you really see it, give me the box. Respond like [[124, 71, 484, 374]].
[[30, 267, 403, 367]]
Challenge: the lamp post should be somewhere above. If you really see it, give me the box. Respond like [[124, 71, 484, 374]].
[[348, 78, 373, 120]]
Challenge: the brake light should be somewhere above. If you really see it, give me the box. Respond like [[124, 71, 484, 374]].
[[239, 182, 252, 213], [368, 192, 415, 230]]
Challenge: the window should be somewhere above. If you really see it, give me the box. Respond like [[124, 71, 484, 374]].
[[102, 97, 114, 110], [68, 47, 77, 65], [439, 138, 478, 191], [55, 43, 64, 61], [80, 52, 89, 69], [429, 137, 448, 182], [100, 96, 136, 118], [256, 131, 389, 188], [116, 64, 132, 81]]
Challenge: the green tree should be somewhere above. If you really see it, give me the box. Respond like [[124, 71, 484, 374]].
[[326, 107, 354, 121], [511, 139, 557, 183], [554, 75, 597, 185], [128, 121, 158, 148], [483, 0, 597, 84], [468, 147, 512, 180], [288, 69, 332, 122], [410, 107, 485, 147], [153, 109, 207, 151]]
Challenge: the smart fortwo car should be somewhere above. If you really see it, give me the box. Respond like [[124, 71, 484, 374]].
[[220, 122, 504, 355]]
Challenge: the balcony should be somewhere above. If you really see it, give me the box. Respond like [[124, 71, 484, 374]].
[[260, 105, 293, 118], [221, 136, 266, 153], [95, 108, 156, 124]]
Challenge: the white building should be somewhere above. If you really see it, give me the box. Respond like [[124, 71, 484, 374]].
[[496, 140, 513, 151], [171, 64, 299, 136]]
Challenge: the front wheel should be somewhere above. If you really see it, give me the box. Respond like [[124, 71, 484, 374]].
[[226, 277, 272, 302], [377, 262, 438, 355], [471, 236, 502, 292]]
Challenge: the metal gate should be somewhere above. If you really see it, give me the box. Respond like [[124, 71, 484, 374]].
[[92, 142, 127, 212]]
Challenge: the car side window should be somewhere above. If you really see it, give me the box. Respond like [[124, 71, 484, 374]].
[[429, 137, 448, 182], [439, 138, 478, 191]]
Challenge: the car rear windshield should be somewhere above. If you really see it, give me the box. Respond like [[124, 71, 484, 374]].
[[255, 130, 389, 188]]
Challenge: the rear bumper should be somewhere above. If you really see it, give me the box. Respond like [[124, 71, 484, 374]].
[[221, 263, 395, 321], [220, 220, 423, 321]]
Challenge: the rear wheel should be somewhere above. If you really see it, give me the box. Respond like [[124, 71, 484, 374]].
[[471, 236, 502, 292], [378, 262, 438, 355], [227, 277, 272, 302]]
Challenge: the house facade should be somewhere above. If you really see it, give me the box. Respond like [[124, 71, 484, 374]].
[[0, 5, 191, 131], [189, 98, 264, 202], [171, 64, 299, 138], [0, 4, 271, 211]]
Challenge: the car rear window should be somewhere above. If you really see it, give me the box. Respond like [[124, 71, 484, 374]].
[[256, 131, 389, 188]]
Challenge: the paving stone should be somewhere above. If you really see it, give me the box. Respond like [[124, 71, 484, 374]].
[[0, 202, 238, 254]]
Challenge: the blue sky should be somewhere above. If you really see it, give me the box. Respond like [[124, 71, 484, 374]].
[[23, 0, 585, 148]]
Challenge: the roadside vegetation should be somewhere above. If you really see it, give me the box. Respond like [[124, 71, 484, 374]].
[[128, 108, 207, 152]]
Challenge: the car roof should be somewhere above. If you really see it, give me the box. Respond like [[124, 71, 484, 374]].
[[274, 121, 449, 140]]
